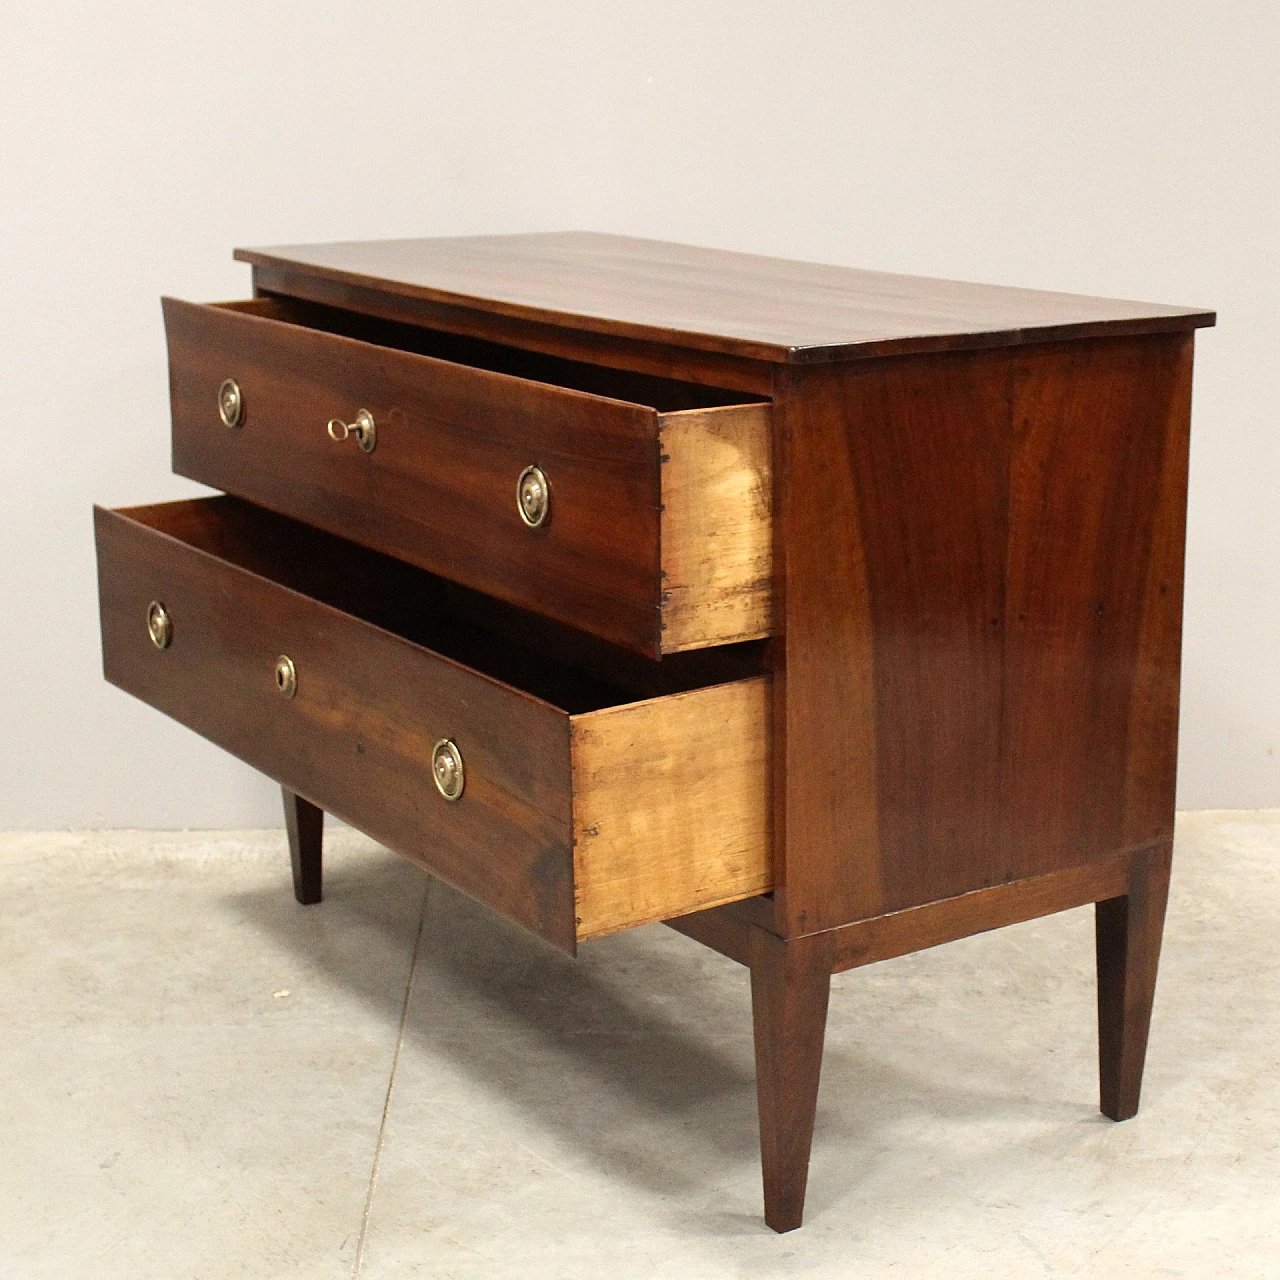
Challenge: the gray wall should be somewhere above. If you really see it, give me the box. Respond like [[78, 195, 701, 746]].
[[2, 1, 1275, 827]]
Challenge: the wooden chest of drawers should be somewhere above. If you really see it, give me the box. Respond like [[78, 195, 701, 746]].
[[95, 232, 1214, 1231]]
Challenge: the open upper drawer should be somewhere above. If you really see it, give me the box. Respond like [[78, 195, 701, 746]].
[[163, 296, 773, 657]]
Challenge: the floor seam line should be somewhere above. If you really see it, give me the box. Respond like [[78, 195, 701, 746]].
[[351, 883, 430, 1279]]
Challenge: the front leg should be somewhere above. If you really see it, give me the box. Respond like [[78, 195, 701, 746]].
[[282, 787, 324, 905], [749, 926, 836, 1232]]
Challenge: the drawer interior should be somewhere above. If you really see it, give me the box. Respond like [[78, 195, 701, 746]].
[[125, 495, 768, 713], [223, 297, 767, 413]]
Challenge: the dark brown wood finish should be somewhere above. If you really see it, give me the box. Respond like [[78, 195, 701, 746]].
[[236, 232, 1213, 365], [164, 296, 676, 655], [95, 495, 774, 952], [1001, 341, 1194, 871], [283, 787, 323, 905], [667, 844, 1140, 974], [770, 332, 1195, 936], [250, 263, 775, 396], [663, 900, 754, 966], [750, 926, 835, 1233], [670, 839, 1165, 1228], [96, 498, 579, 951], [1096, 841, 1173, 1121], [96, 234, 1214, 1232], [738, 326, 1199, 1226]]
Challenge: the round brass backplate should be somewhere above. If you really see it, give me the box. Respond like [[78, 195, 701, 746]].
[[517, 465, 550, 528], [274, 655, 298, 699], [147, 601, 172, 650], [218, 378, 243, 428], [431, 738, 465, 801]]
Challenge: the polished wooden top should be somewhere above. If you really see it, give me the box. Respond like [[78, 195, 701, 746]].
[[236, 232, 1214, 365]]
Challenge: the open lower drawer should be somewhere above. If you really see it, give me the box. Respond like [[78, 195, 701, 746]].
[[94, 496, 772, 952]]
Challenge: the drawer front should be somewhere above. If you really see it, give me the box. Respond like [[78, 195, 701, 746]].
[[95, 501, 579, 950], [164, 298, 665, 654]]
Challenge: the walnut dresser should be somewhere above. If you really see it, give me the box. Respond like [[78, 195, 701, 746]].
[[93, 233, 1215, 1232]]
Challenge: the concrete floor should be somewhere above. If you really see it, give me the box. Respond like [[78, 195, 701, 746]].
[[0, 812, 1276, 1278]]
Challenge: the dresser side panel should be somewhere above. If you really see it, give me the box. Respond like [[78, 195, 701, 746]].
[[998, 334, 1194, 869], [773, 334, 1194, 933]]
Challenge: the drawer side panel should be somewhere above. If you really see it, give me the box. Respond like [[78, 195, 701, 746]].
[[660, 402, 773, 652], [570, 677, 772, 939]]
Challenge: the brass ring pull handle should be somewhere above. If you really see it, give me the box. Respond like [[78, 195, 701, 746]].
[[274, 655, 298, 699], [517, 465, 550, 528], [218, 379, 243, 428], [431, 738, 465, 801], [147, 601, 173, 650], [326, 409, 377, 453]]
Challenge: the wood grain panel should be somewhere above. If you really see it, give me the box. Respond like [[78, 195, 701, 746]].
[[660, 402, 773, 652], [774, 333, 1196, 935], [571, 678, 772, 939], [1117, 347, 1195, 845], [770, 361, 881, 936], [773, 348, 1013, 933], [235, 232, 1214, 365], [998, 335, 1194, 877]]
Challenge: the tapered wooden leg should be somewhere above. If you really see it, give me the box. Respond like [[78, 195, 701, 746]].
[[749, 926, 836, 1232], [283, 787, 323, 905], [1095, 842, 1172, 1121]]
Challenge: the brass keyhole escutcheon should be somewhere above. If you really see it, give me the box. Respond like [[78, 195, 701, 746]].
[[147, 601, 173, 650], [432, 738, 465, 801], [517, 465, 550, 528], [218, 378, 243, 428], [274, 655, 297, 699], [326, 409, 377, 453]]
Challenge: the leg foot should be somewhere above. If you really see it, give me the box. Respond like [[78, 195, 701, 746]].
[[749, 927, 835, 1232], [1096, 841, 1172, 1121], [283, 787, 323, 905]]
